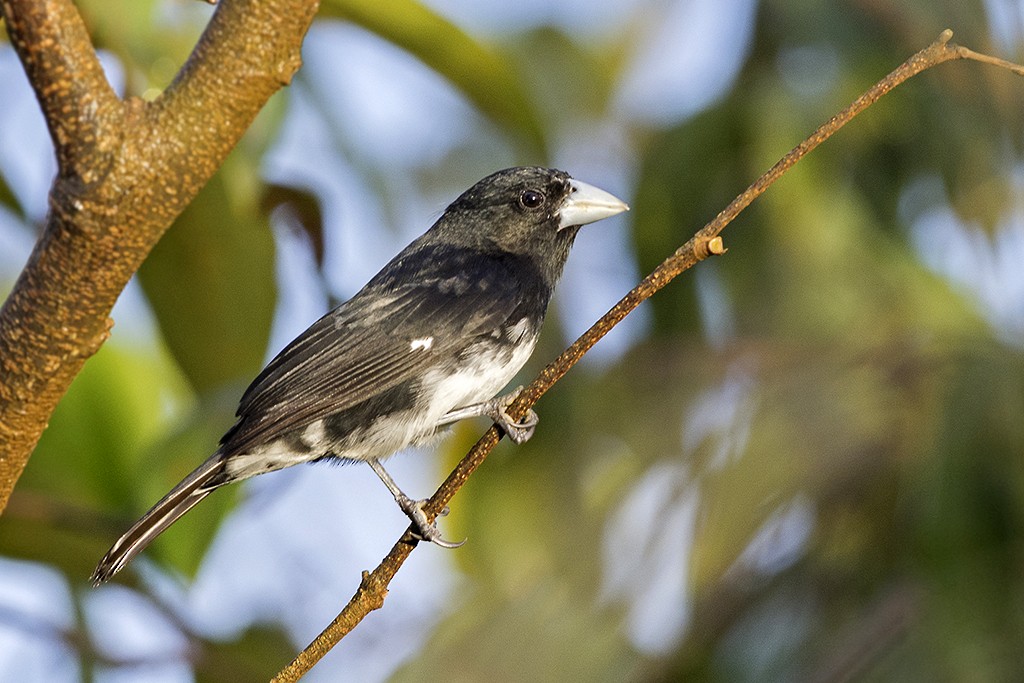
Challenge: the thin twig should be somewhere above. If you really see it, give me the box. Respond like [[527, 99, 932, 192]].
[[272, 29, 1024, 681]]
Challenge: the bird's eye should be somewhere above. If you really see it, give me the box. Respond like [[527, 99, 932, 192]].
[[520, 189, 545, 209]]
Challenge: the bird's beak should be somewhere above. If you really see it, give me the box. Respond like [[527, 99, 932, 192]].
[[557, 179, 629, 231]]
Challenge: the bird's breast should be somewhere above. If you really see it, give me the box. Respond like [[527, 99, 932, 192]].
[[421, 316, 540, 420]]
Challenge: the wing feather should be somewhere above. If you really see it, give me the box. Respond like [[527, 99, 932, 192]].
[[221, 246, 544, 454]]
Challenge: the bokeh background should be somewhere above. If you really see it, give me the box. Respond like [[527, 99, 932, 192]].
[[2, 0, 1024, 680]]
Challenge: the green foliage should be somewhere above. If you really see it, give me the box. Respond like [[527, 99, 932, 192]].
[[76, 0, 205, 95], [0, 170, 23, 220], [138, 149, 277, 394], [4, 342, 187, 576], [3, 0, 1024, 680]]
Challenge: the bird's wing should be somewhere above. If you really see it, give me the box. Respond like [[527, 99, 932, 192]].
[[220, 247, 540, 455]]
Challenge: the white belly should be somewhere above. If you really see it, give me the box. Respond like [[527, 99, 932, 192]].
[[224, 318, 539, 477]]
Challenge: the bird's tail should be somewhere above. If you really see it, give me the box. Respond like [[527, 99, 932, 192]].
[[90, 453, 228, 586]]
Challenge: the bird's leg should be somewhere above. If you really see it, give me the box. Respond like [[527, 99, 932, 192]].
[[366, 458, 464, 549], [437, 386, 539, 445]]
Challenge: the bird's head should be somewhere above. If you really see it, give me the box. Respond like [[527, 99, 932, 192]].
[[436, 166, 629, 284]]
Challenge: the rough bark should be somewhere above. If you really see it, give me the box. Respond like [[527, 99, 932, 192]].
[[0, 0, 320, 509]]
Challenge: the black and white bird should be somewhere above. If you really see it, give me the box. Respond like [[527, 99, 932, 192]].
[[91, 166, 628, 585]]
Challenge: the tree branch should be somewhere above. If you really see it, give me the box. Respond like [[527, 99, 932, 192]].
[[0, 0, 123, 175], [0, 0, 319, 509], [272, 29, 1024, 681]]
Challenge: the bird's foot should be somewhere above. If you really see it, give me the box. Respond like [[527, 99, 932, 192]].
[[394, 493, 465, 548], [486, 386, 539, 444]]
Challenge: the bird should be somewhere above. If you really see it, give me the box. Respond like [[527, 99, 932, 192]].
[[90, 166, 628, 585]]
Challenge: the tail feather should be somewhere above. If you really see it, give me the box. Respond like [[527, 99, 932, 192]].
[[91, 454, 227, 586]]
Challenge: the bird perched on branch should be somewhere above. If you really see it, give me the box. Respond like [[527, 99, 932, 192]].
[[91, 166, 628, 585]]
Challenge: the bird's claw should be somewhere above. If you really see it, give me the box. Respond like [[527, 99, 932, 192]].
[[395, 495, 464, 549], [489, 386, 539, 444]]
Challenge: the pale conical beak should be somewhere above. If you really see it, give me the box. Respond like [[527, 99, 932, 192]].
[[557, 179, 629, 230]]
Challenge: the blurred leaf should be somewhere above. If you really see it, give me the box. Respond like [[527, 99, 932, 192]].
[[5, 313, 248, 582], [393, 580, 637, 683], [134, 390, 241, 580], [77, 0, 208, 95], [320, 0, 547, 157], [0, 167, 24, 220], [6, 374, 240, 583], [0, 497, 113, 580], [262, 183, 325, 268], [134, 132, 283, 572], [138, 151, 276, 394], [503, 27, 623, 122], [20, 342, 189, 511], [3, 341, 191, 577], [631, 104, 759, 338], [194, 623, 297, 682]]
